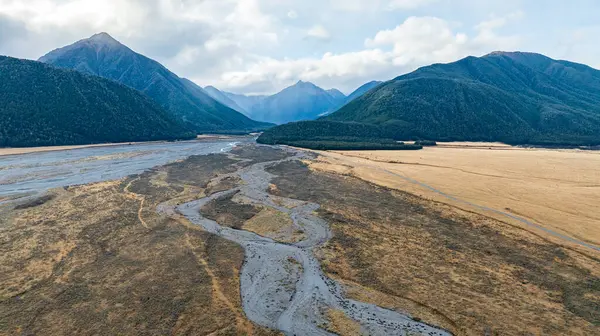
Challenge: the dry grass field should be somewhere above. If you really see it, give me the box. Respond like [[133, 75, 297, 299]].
[[2, 143, 598, 336], [309, 143, 600, 253], [267, 159, 600, 336], [0, 148, 285, 336]]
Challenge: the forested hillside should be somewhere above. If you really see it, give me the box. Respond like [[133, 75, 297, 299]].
[[39, 33, 271, 133], [0, 56, 194, 147], [265, 52, 600, 146], [256, 120, 423, 150], [324, 52, 600, 145]]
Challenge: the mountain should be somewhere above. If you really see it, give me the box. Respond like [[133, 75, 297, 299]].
[[303, 52, 600, 145], [203, 85, 246, 113], [0, 56, 194, 147], [39, 32, 270, 133], [203, 81, 348, 124], [250, 81, 343, 124], [223, 92, 267, 115], [346, 81, 383, 102], [205, 81, 382, 124], [310, 82, 383, 118], [326, 88, 347, 102]]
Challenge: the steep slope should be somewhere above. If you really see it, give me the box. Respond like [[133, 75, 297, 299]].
[[39, 33, 270, 133], [326, 88, 347, 103], [0, 56, 194, 147], [321, 52, 600, 145], [223, 92, 267, 115], [205, 82, 348, 124], [250, 81, 345, 124], [346, 81, 383, 102], [203, 85, 247, 113], [317, 81, 383, 117]]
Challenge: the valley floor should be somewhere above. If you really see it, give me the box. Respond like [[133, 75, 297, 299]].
[[312, 142, 600, 253], [0, 135, 233, 157], [0, 142, 132, 157], [1, 143, 598, 335]]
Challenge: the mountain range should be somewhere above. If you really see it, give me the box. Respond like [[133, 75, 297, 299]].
[[205, 80, 381, 124], [261, 52, 600, 146], [0, 56, 193, 147], [4, 31, 600, 148], [39, 33, 271, 133]]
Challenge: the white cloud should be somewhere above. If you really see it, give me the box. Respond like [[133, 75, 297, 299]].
[[0, 1, 594, 95], [216, 49, 391, 94], [365, 16, 468, 66], [306, 24, 331, 40], [553, 25, 600, 70], [475, 10, 524, 31], [211, 13, 523, 94]]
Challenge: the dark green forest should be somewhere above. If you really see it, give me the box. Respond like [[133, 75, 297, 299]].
[[0, 56, 195, 147], [265, 52, 600, 147], [257, 120, 422, 150]]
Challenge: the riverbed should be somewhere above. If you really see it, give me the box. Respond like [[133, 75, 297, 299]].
[[0, 138, 245, 199]]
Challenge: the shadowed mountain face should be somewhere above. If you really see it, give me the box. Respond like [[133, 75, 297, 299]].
[[0, 56, 194, 147], [39, 33, 271, 133], [317, 52, 600, 145], [222, 92, 267, 115], [203, 86, 247, 114]]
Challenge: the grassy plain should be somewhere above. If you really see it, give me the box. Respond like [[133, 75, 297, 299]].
[[309, 143, 600, 252], [267, 159, 600, 335]]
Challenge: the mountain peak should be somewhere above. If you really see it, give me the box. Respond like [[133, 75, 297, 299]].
[[86, 32, 121, 47], [326, 88, 346, 101], [294, 80, 317, 88], [484, 51, 544, 59]]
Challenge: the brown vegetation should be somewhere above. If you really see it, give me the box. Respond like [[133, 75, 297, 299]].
[[202, 193, 262, 229], [266, 160, 600, 336], [0, 147, 283, 336], [322, 309, 362, 336], [312, 145, 600, 252]]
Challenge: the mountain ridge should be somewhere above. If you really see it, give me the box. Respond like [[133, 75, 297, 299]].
[[206, 81, 375, 124], [39, 33, 270, 133], [323, 51, 600, 144], [0, 56, 194, 147], [261, 52, 600, 146], [345, 81, 383, 102]]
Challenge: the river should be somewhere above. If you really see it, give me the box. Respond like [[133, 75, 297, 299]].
[[0, 138, 244, 199]]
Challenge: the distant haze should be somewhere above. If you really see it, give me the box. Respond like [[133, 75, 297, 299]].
[[205, 80, 379, 124]]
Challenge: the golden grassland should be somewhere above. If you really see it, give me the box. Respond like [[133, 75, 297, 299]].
[[243, 208, 305, 243], [267, 159, 600, 336], [308, 143, 600, 253], [322, 309, 363, 336]]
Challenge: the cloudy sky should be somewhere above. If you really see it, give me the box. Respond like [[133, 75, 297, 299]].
[[1, 0, 599, 94]]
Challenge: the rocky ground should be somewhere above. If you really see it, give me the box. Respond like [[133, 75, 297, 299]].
[[0, 148, 279, 336]]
